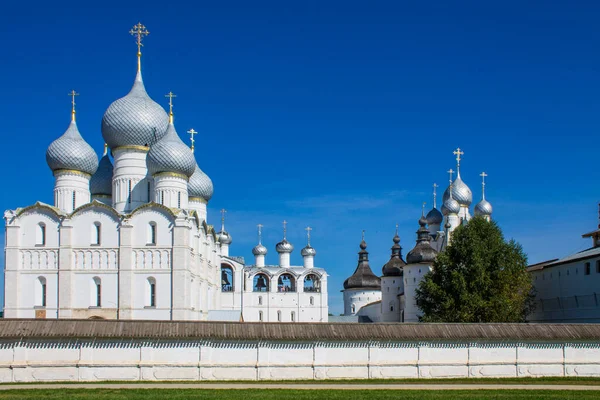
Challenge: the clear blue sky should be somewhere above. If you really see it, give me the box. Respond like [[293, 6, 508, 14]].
[[1, 1, 599, 315]]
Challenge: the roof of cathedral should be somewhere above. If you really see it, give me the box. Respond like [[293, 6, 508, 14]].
[[147, 121, 197, 178], [406, 216, 438, 264], [90, 150, 113, 196], [46, 119, 98, 176], [382, 233, 405, 277], [3, 319, 600, 340], [188, 163, 214, 201], [101, 70, 169, 149], [344, 239, 381, 290]]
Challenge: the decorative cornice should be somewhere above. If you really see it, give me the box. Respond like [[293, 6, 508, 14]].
[[112, 145, 150, 153], [153, 171, 188, 181], [189, 197, 208, 204], [53, 169, 92, 179], [15, 202, 65, 219]]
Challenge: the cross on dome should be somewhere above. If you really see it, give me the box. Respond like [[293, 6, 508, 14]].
[[68, 90, 79, 121], [447, 168, 454, 185], [220, 208, 227, 231], [257, 224, 263, 244], [129, 22, 149, 71], [165, 91, 176, 122], [480, 172, 488, 199], [433, 183, 439, 208], [305, 226, 312, 246], [187, 128, 198, 152], [283, 220, 288, 240]]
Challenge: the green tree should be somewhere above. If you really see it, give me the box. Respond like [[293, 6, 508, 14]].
[[415, 216, 535, 322]]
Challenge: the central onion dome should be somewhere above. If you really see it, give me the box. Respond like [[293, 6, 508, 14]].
[[276, 239, 294, 253], [382, 233, 405, 277], [188, 164, 214, 201], [406, 216, 437, 264], [101, 70, 169, 149], [90, 147, 113, 196], [147, 122, 196, 177], [46, 119, 98, 176], [442, 174, 472, 206]]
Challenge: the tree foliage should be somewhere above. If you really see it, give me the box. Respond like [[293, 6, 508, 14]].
[[415, 216, 535, 322]]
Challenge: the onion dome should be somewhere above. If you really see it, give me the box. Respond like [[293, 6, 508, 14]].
[[276, 239, 294, 253], [218, 231, 233, 245], [188, 163, 214, 201], [147, 122, 196, 177], [46, 115, 98, 176], [382, 231, 405, 277], [252, 243, 267, 256], [442, 196, 460, 216], [301, 226, 316, 256], [474, 172, 493, 217], [442, 174, 472, 206], [101, 70, 169, 149], [406, 216, 438, 264], [426, 207, 443, 225], [344, 238, 381, 289], [90, 145, 113, 195]]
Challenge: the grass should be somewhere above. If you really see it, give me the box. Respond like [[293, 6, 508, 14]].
[[0, 390, 599, 400], [3, 377, 600, 385]]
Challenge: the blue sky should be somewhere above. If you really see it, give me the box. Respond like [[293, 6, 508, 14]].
[[1, 1, 599, 315]]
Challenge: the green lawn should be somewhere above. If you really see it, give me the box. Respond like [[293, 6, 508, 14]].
[[0, 389, 598, 400]]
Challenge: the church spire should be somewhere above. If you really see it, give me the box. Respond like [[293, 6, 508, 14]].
[[130, 22, 149, 73]]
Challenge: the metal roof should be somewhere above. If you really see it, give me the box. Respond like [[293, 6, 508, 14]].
[[528, 247, 600, 272], [0, 319, 600, 341]]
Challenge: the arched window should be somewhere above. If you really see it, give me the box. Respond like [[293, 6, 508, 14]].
[[258, 296, 263, 305], [351, 304, 356, 314], [92, 222, 101, 245], [259, 311, 263, 322], [92, 277, 101, 307], [221, 265, 234, 292], [36, 223, 46, 246], [147, 277, 156, 307], [310, 296, 314, 306], [277, 310, 281, 322], [148, 222, 157, 245], [303, 274, 320, 292], [36, 277, 47, 307], [291, 311, 295, 322], [277, 273, 296, 292], [253, 273, 270, 292]]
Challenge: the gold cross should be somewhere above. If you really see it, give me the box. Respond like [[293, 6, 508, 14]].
[[165, 91, 176, 122], [129, 22, 149, 54], [68, 90, 79, 121], [283, 220, 288, 239], [480, 171, 488, 185], [453, 147, 464, 164], [220, 209, 227, 232], [447, 168, 454, 184], [305, 226, 312, 245], [187, 128, 198, 152]]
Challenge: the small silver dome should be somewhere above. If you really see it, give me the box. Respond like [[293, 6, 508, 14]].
[[90, 152, 113, 195], [46, 120, 98, 176], [101, 70, 169, 149], [474, 199, 493, 216], [188, 163, 214, 201], [252, 243, 267, 256], [442, 175, 472, 206], [301, 245, 317, 257], [442, 196, 460, 216], [147, 123, 197, 178], [218, 231, 232, 245], [426, 207, 443, 225], [276, 239, 294, 253]]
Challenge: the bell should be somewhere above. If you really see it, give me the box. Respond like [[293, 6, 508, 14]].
[[256, 276, 267, 289], [221, 270, 230, 286]]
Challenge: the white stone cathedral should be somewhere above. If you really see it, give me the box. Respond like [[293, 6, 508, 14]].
[[342, 149, 492, 322], [2, 24, 328, 322]]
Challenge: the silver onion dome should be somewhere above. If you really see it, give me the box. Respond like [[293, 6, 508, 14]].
[[276, 239, 294, 253], [474, 199, 493, 216], [147, 123, 197, 177], [101, 70, 169, 149], [46, 120, 98, 176], [252, 243, 267, 256], [426, 207, 443, 225], [442, 175, 472, 206], [90, 151, 113, 195], [442, 196, 460, 216], [217, 231, 232, 245], [301, 245, 317, 257], [188, 164, 214, 201]]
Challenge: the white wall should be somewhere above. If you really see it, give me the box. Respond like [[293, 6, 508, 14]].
[[403, 263, 432, 322], [1, 338, 599, 382], [343, 288, 381, 316]]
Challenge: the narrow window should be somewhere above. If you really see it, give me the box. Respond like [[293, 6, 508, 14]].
[[150, 283, 156, 307], [351, 304, 356, 314], [291, 311, 295, 322], [96, 283, 102, 307], [148, 222, 157, 245], [92, 222, 101, 245], [596, 260, 600, 273], [390, 305, 394, 312], [41, 280, 47, 307], [72, 191, 76, 210], [177, 192, 181, 208], [147, 181, 151, 202], [585, 262, 591, 275], [258, 296, 263, 305], [309, 296, 314, 306], [128, 180, 132, 204], [37, 223, 46, 246], [277, 310, 281, 322], [259, 311, 263, 322]]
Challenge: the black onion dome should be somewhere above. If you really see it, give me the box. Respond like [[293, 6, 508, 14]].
[[406, 217, 438, 264], [90, 152, 113, 196], [343, 240, 381, 290], [382, 234, 405, 276]]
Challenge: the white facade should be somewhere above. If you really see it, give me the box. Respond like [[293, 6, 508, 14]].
[[402, 263, 433, 322]]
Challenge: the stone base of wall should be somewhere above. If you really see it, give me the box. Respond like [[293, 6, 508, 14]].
[[1, 339, 600, 382]]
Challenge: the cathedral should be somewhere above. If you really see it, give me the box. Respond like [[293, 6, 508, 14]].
[[341, 149, 493, 322], [2, 24, 328, 323]]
